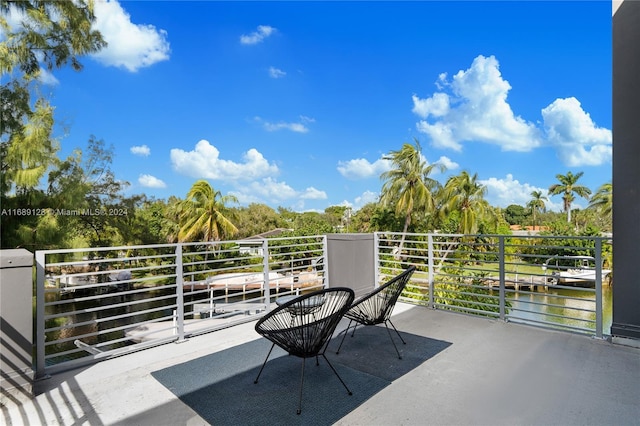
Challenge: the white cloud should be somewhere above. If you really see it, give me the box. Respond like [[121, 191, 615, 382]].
[[300, 187, 327, 200], [541, 97, 612, 167], [480, 174, 561, 211], [412, 92, 449, 118], [1, 1, 169, 73], [255, 116, 314, 133], [413, 55, 542, 152], [265, 122, 308, 133], [130, 144, 150, 157], [338, 190, 380, 212], [354, 190, 379, 207], [170, 140, 279, 181], [434, 156, 459, 172], [269, 66, 286, 78], [413, 55, 611, 168], [229, 178, 327, 207], [138, 174, 166, 188], [240, 25, 276, 45], [337, 157, 391, 179], [248, 178, 297, 200], [416, 121, 459, 150], [91, 0, 170, 72], [337, 154, 452, 180], [36, 68, 59, 86]]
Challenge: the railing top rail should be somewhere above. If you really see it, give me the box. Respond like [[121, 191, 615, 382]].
[[374, 231, 612, 242], [35, 235, 327, 256], [180, 235, 324, 246], [36, 242, 178, 255]]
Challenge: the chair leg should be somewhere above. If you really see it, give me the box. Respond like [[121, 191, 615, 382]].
[[384, 322, 403, 359], [335, 320, 354, 354], [321, 353, 352, 396], [254, 342, 275, 384], [387, 319, 407, 344], [297, 358, 306, 415]]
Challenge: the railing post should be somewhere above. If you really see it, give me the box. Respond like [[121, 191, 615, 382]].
[[175, 244, 186, 342], [35, 250, 47, 379], [498, 236, 506, 321], [262, 239, 271, 309], [322, 235, 329, 288], [594, 238, 603, 338], [428, 234, 434, 308], [373, 232, 380, 286]]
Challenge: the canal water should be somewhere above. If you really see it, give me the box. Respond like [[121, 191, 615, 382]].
[[506, 285, 613, 334]]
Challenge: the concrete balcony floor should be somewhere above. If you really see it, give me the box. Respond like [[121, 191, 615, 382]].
[[3, 303, 639, 426]]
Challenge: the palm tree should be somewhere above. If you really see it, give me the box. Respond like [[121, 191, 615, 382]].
[[527, 190, 548, 227], [440, 171, 492, 234], [588, 182, 612, 216], [548, 171, 592, 223], [178, 180, 238, 243], [380, 139, 444, 253]]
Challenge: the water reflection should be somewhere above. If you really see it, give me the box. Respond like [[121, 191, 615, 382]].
[[505, 286, 612, 334]]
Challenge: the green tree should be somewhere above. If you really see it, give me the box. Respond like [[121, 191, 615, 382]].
[[324, 205, 349, 231], [1, 0, 106, 195], [548, 171, 592, 223], [161, 196, 183, 243], [177, 180, 238, 242], [46, 136, 127, 246], [350, 203, 378, 233], [232, 203, 288, 238], [440, 171, 492, 234], [380, 139, 444, 252], [369, 204, 405, 233], [588, 182, 612, 216], [291, 211, 336, 235], [503, 204, 528, 226], [1, 136, 127, 249], [527, 190, 548, 227]]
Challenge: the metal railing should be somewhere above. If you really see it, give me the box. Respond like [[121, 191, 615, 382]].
[[35, 232, 612, 377], [35, 235, 326, 377], [374, 232, 611, 337]]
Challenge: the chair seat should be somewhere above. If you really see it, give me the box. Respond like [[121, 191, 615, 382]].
[[336, 266, 416, 358], [254, 287, 355, 414]]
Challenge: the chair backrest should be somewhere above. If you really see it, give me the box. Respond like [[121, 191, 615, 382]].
[[349, 266, 416, 325], [255, 287, 355, 358]]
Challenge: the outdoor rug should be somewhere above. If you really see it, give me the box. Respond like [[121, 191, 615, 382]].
[[151, 325, 451, 425]]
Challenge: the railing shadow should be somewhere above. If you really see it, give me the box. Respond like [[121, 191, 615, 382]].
[[2, 372, 104, 426]]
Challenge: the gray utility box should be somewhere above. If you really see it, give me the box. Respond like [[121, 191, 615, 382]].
[[326, 234, 375, 298], [1, 249, 34, 404]]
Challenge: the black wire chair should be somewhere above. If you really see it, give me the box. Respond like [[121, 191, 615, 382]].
[[254, 287, 355, 415], [336, 266, 416, 359]]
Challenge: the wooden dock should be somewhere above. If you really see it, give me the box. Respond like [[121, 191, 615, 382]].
[[483, 275, 549, 291]]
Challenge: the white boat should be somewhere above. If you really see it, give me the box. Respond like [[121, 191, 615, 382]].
[[542, 255, 611, 286]]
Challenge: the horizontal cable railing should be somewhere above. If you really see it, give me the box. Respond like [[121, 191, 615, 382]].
[[35, 232, 611, 377], [35, 236, 326, 377], [375, 232, 611, 337]]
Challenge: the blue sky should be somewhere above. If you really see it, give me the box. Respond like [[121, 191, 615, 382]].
[[14, 1, 613, 213]]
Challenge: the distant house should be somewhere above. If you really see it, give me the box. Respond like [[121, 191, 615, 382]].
[[237, 228, 294, 256]]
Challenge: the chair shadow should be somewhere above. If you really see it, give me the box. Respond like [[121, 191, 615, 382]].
[[152, 326, 451, 425]]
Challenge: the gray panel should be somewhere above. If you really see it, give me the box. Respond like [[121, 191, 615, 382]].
[[326, 234, 375, 298], [612, 1, 640, 339], [0, 249, 35, 402]]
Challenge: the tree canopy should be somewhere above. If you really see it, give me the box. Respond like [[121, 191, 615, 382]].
[[548, 171, 592, 223], [1, 0, 105, 195]]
